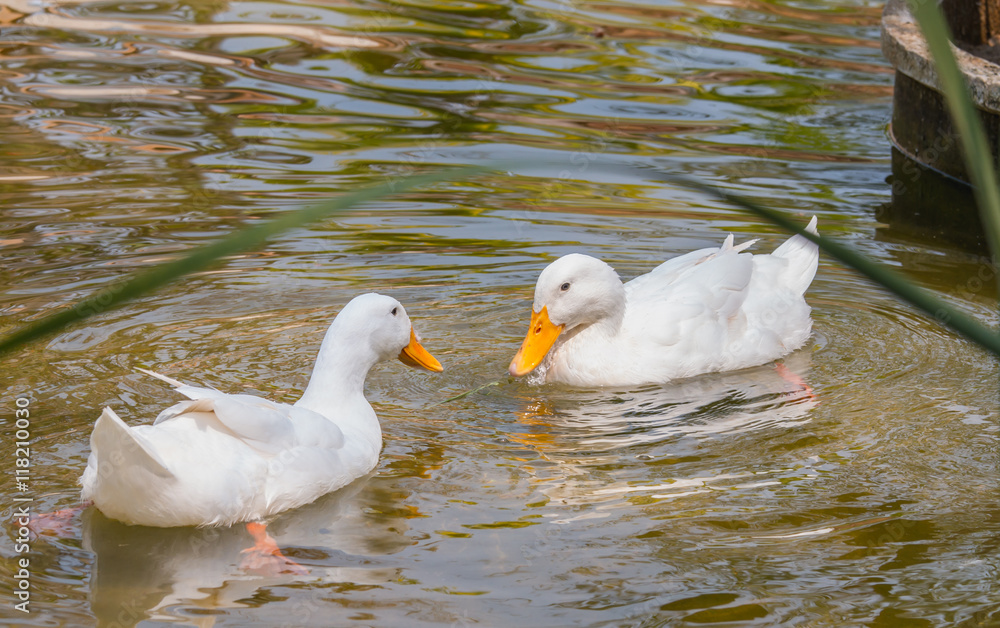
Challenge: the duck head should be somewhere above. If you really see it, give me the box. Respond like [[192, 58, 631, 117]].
[[509, 254, 625, 377], [338, 293, 443, 372]]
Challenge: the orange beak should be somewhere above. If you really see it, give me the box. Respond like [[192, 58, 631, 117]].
[[509, 306, 564, 377], [398, 328, 443, 372]]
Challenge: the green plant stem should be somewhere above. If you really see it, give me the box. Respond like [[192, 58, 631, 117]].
[[4, 160, 1000, 364], [433, 380, 501, 406], [0, 166, 490, 358]]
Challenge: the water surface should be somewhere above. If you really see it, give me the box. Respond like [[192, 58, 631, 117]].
[[1, 0, 998, 626]]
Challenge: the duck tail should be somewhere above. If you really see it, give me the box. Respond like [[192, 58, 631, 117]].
[[770, 216, 819, 295], [81, 408, 174, 500], [136, 367, 185, 389]]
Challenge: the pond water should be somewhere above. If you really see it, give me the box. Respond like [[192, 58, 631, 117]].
[[2, 0, 999, 625]]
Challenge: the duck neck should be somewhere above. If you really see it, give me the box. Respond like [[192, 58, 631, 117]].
[[588, 284, 627, 338], [560, 295, 626, 351], [295, 322, 383, 446], [571, 307, 625, 346], [599, 300, 626, 336]]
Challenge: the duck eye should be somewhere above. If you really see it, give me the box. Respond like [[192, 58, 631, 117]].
[[391, 307, 398, 316], [560, 282, 571, 291]]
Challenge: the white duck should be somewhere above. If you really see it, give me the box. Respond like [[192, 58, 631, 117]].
[[509, 217, 819, 387], [80, 293, 441, 565]]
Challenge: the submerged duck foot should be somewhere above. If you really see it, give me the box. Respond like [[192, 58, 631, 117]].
[[774, 362, 816, 402], [240, 522, 308, 576], [27, 501, 92, 539]]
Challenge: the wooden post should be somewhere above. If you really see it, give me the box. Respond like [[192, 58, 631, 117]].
[[942, 0, 1000, 45]]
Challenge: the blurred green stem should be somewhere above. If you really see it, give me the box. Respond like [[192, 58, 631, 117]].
[[0, 166, 489, 358], [4, 160, 999, 365]]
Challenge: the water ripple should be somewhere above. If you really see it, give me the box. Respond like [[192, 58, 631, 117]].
[[2, 0, 996, 625]]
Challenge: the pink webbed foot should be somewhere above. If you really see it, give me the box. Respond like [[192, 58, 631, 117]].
[[239, 522, 308, 576], [28, 502, 92, 538], [774, 362, 817, 403]]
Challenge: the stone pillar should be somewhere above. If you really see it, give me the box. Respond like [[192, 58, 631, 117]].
[[880, 0, 1000, 250]]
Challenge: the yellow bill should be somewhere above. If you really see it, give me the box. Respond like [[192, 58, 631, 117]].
[[398, 328, 443, 372], [509, 306, 564, 377]]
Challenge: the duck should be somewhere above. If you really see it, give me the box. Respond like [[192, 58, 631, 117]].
[[80, 293, 442, 569], [509, 217, 819, 387]]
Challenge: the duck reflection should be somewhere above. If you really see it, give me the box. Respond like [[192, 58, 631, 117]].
[[81, 474, 411, 626], [505, 349, 819, 512], [510, 349, 817, 452]]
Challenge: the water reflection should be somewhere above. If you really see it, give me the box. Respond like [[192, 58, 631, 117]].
[[500, 350, 818, 511], [3, 0, 998, 624], [82, 475, 410, 626], [515, 350, 816, 451], [24, 11, 383, 51]]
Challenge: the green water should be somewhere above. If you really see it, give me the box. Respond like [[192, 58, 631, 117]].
[[1, 0, 998, 625]]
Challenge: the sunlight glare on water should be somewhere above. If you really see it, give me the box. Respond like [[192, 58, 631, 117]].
[[1, 0, 998, 625]]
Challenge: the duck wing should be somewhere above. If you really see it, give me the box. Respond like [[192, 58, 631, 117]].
[[624, 240, 755, 344], [140, 368, 344, 454], [625, 218, 818, 335]]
